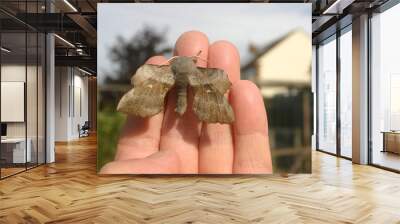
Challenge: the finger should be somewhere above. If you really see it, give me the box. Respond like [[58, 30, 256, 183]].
[[100, 150, 180, 174], [198, 41, 240, 174], [173, 31, 208, 67], [207, 40, 241, 84], [230, 80, 272, 174], [160, 31, 209, 173], [114, 56, 168, 161]]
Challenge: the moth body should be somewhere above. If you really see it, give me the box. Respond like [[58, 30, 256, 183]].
[[171, 57, 199, 116], [175, 83, 188, 115]]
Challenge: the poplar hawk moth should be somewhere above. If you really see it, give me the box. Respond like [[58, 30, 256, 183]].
[[117, 54, 235, 124]]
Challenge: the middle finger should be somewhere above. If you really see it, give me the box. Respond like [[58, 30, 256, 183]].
[[159, 31, 209, 173]]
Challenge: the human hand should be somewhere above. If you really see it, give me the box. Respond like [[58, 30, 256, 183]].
[[100, 31, 272, 174]]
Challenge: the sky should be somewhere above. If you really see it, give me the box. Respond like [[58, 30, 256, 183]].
[[97, 3, 311, 83]]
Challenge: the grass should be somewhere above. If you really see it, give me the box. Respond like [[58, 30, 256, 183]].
[[97, 111, 126, 171]]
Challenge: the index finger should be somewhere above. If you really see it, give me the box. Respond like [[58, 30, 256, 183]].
[[160, 31, 210, 173]]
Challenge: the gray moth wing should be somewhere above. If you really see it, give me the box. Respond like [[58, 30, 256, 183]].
[[188, 67, 235, 124], [191, 67, 231, 94], [117, 64, 175, 117]]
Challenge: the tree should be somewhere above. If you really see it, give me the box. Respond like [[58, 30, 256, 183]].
[[100, 26, 171, 111], [105, 25, 172, 84]]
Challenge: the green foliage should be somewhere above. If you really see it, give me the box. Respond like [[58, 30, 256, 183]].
[[97, 111, 126, 171]]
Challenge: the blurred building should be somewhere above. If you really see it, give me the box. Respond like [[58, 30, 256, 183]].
[[242, 30, 312, 173], [243, 29, 311, 96]]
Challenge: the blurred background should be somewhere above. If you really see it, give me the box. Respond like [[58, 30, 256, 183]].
[[97, 3, 312, 173]]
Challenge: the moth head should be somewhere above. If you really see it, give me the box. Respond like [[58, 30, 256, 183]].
[[170, 56, 198, 73], [169, 51, 206, 73]]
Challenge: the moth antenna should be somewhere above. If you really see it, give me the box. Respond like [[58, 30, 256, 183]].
[[196, 50, 202, 57], [193, 56, 208, 64], [192, 51, 207, 63], [164, 56, 179, 65]]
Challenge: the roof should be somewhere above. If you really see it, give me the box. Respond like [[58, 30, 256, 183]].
[[242, 29, 307, 72]]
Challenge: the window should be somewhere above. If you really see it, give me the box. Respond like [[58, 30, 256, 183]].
[[317, 36, 337, 154], [370, 3, 400, 171], [0, 2, 46, 179], [339, 27, 352, 158]]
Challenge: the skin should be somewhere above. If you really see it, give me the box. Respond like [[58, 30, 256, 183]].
[[100, 31, 272, 174]]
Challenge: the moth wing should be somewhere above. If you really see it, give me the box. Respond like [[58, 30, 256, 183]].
[[117, 64, 175, 117], [195, 67, 231, 94], [131, 64, 174, 86], [188, 68, 234, 123]]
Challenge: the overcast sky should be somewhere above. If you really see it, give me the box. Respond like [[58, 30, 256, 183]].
[[97, 3, 311, 83]]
